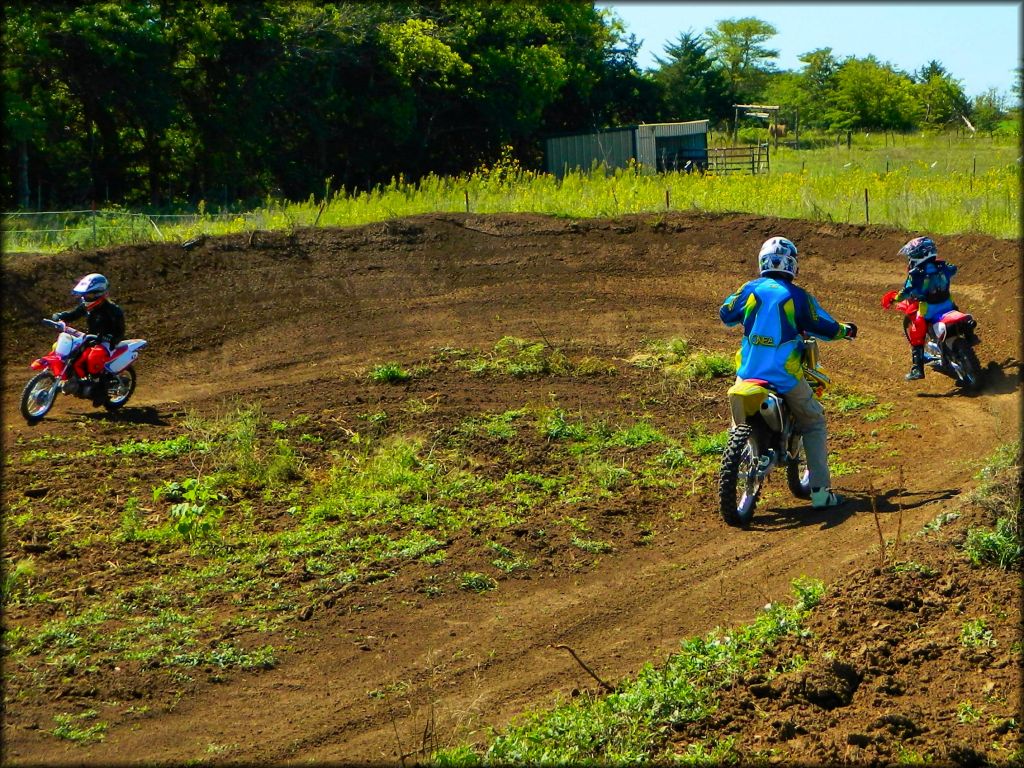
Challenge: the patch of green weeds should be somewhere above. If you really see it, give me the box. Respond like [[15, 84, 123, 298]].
[[584, 460, 633, 491], [892, 561, 937, 577], [1, 557, 36, 605], [669, 735, 742, 765], [462, 336, 571, 378], [52, 709, 107, 743], [167, 642, 277, 670], [630, 339, 734, 384], [919, 510, 959, 534], [435, 578, 824, 764], [826, 389, 877, 413], [629, 338, 690, 368], [957, 700, 983, 724], [608, 420, 665, 448], [654, 446, 692, 470], [100, 434, 209, 458], [459, 572, 497, 593], [459, 409, 527, 440], [538, 408, 588, 441], [368, 680, 411, 699], [862, 403, 894, 422], [828, 454, 859, 477], [154, 477, 225, 542], [369, 363, 412, 383], [897, 747, 934, 764], [960, 618, 996, 649], [571, 536, 613, 554], [688, 428, 729, 457], [963, 442, 1020, 569]]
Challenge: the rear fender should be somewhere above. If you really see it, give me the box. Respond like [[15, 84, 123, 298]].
[[728, 379, 771, 426], [106, 339, 148, 374]]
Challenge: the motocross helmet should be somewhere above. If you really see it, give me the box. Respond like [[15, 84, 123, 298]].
[[72, 273, 109, 310], [899, 236, 937, 269], [758, 236, 799, 278]]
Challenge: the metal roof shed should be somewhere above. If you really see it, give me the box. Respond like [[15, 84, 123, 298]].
[[545, 120, 709, 177]]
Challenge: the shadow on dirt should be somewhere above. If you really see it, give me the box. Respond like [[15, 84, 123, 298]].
[[915, 358, 1020, 399], [750, 503, 856, 531], [82, 406, 172, 426], [750, 486, 961, 532]]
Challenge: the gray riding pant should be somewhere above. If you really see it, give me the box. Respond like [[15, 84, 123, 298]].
[[781, 377, 830, 489]]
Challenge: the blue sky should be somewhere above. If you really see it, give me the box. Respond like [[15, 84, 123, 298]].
[[596, 2, 1021, 101]]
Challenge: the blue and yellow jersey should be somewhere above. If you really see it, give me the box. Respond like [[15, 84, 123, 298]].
[[896, 260, 957, 321], [720, 277, 849, 391]]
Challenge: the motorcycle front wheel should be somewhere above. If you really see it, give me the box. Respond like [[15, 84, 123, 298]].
[[21, 371, 59, 425], [103, 366, 137, 410], [786, 437, 812, 499], [719, 423, 763, 527], [950, 338, 982, 391]]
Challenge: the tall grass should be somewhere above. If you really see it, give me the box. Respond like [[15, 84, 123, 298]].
[[3, 134, 1017, 254]]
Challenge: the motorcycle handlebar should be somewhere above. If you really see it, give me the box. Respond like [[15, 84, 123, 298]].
[[42, 318, 80, 336]]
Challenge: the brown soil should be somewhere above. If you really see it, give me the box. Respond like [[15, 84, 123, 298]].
[[2, 212, 1020, 765]]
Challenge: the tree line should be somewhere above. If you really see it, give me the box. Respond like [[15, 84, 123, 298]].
[[3, 2, 1016, 211]]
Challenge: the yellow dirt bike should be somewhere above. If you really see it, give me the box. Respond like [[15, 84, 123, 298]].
[[718, 337, 831, 527]]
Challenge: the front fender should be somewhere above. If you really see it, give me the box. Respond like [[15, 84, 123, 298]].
[[30, 353, 65, 376]]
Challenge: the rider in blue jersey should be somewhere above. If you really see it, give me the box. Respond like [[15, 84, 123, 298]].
[[720, 236, 857, 509], [882, 236, 958, 381]]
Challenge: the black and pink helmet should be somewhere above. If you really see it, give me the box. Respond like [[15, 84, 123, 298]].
[[898, 236, 937, 269]]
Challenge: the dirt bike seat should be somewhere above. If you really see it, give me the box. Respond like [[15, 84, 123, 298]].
[[938, 310, 970, 324], [727, 379, 774, 418]]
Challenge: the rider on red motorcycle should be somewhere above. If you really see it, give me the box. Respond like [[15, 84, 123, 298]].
[[881, 236, 958, 381], [51, 273, 126, 404]]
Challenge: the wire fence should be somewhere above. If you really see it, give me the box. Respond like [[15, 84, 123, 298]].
[[1, 208, 267, 254]]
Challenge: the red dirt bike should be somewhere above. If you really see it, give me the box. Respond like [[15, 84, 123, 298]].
[[881, 291, 983, 391], [20, 318, 148, 425], [718, 336, 836, 527]]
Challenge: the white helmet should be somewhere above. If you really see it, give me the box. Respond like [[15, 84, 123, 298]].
[[758, 237, 799, 278], [72, 273, 109, 309]]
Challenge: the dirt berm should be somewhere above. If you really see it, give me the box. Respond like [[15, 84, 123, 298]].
[[2, 212, 1020, 764]]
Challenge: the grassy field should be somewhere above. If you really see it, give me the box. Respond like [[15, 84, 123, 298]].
[[2, 132, 1018, 254]]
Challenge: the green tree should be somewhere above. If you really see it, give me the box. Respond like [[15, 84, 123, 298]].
[[829, 56, 921, 130], [970, 88, 1006, 135], [915, 61, 968, 127], [650, 31, 731, 123], [704, 17, 779, 103]]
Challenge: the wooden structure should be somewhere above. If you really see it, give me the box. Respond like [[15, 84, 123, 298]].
[[733, 104, 783, 148]]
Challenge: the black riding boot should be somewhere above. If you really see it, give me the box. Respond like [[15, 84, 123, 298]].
[[905, 346, 925, 381]]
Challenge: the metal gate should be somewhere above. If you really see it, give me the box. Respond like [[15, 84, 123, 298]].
[[706, 143, 770, 174]]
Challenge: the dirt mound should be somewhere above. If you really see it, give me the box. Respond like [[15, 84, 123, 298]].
[[2, 212, 1020, 764]]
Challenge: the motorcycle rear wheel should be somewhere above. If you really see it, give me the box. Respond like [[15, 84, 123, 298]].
[[103, 367, 137, 410], [786, 438, 812, 499], [950, 338, 982, 391], [719, 423, 762, 527], [21, 371, 59, 425]]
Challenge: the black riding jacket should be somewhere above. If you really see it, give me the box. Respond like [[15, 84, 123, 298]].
[[54, 299, 125, 346]]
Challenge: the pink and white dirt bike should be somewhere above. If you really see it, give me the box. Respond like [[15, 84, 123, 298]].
[[20, 318, 148, 425], [881, 291, 984, 391]]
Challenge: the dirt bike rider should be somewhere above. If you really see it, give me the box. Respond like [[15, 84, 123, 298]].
[[881, 236, 957, 381], [50, 273, 125, 404], [720, 236, 857, 509]]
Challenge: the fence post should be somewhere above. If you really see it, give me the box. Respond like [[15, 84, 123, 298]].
[[91, 200, 97, 245], [665, 189, 670, 210], [864, 188, 869, 225], [464, 189, 470, 213]]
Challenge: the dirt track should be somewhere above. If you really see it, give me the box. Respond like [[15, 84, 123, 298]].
[[2, 212, 1020, 764]]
